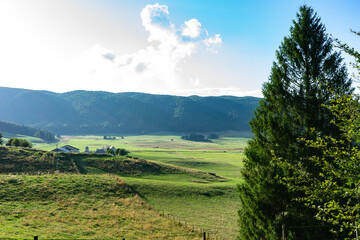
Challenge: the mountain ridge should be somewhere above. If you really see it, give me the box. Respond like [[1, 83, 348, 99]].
[[0, 87, 260, 134]]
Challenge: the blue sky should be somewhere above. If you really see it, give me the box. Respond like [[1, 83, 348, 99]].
[[0, 0, 359, 97]]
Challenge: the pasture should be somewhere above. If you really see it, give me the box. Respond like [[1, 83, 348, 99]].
[[8, 132, 249, 239], [0, 174, 201, 239]]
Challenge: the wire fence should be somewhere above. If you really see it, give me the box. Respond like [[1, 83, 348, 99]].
[[1, 209, 221, 240], [158, 209, 221, 240], [3, 233, 211, 240]]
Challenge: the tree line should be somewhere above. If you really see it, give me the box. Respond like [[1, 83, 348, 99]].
[[239, 5, 360, 239], [0, 121, 55, 142], [181, 133, 219, 142]]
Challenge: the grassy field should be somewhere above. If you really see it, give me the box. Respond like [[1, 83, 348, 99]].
[[2, 132, 248, 239], [0, 174, 202, 239]]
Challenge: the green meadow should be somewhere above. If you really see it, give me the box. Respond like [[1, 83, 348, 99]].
[[0, 174, 202, 240], [3, 132, 249, 239]]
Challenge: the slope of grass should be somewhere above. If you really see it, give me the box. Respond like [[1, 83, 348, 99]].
[[0, 174, 203, 240], [130, 150, 243, 181], [73, 155, 227, 183], [123, 177, 240, 240]]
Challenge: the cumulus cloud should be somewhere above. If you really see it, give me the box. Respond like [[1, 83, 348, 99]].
[[181, 19, 202, 38], [78, 3, 222, 92]]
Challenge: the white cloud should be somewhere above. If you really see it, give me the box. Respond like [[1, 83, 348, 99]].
[[75, 3, 222, 92], [181, 19, 202, 38], [140, 4, 174, 42], [204, 34, 222, 53]]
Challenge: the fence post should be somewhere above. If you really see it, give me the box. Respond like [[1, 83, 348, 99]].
[[203, 231, 206, 240], [356, 228, 359, 240], [282, 224, 285, 240], [34, 236, 38, 240]]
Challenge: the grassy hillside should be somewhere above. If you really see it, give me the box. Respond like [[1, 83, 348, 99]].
[[0, 174, 202, 239], [0, 147, 214, 239], [0, 87, 259, 134], [34, 134, 246, 239]]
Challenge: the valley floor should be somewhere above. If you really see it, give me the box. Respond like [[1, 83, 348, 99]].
[[1, 132, 248, 239]]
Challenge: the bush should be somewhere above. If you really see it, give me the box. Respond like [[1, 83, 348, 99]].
[[106, 148, 114, 155], [6, 138, 32, 148], [115, 148, 129, 156], [181, 133, 211, 142]]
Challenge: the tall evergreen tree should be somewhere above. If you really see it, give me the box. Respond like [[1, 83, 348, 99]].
[[278, 31, 360, 235], [238, 6, 353, 239]]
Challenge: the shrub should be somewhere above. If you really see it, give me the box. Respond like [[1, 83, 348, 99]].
[[115, 148, 129, 156], [6, 138, 33, 148]]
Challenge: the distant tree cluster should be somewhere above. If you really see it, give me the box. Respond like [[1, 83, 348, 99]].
[[0, 121, 55, 142], [34, 130, 55, 141], [0, 132, 3, 145], [6, 138, 32, 148], [181, 133, 211, 142], [106, 148, 129, 156], [207, 133, 219, 139], [103, 136, 117, 140], [115, 148, 129, 156]]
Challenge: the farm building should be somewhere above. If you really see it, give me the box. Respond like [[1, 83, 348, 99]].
[[51, 147, 71, 153], [95, 145, 116, 153], [51, 145, 80, 153]]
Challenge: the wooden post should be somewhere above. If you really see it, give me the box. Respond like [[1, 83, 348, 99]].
[[34, 236, 38, 240], [203, 232, 206, 240], [282, 224, 285, 240], [356, 228, 359, 240]]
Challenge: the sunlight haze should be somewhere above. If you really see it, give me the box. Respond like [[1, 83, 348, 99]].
[[0, 0, 359, 97]]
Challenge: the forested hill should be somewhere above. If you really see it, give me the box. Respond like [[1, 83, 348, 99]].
[[0, 87, 260, 134], [0, 120, 55, 141]]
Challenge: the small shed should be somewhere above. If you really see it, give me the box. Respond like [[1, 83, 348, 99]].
[[51, 147, 71, 153], [61, 145, 80, 153]]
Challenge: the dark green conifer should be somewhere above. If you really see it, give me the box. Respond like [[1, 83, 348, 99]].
[[238, 5, 353, 239]]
